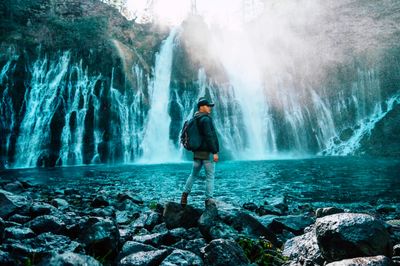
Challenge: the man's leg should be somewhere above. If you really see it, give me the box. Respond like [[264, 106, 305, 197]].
[[203, 159, 215, 200], [183, 159, 202, 195]]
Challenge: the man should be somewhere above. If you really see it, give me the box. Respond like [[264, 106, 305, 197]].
[[181, 97, 219, 207]]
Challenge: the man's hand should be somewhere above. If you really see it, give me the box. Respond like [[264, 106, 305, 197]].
[[213, 153, 219, 162]]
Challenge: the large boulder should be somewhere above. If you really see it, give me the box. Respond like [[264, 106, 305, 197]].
[[119, 241, 156, 259], [26, 215, 65, 234], [0, 189, 29, 218], [325, 255, 392, 266], [163, 202, 202, 229], [4, 226, 35, 239], [203, 239, 250, 266], [119, 249, 170, 266], [315, 213, 392, 262], [38, 252, 101, 266], [160, 249, 203, 266], [283, 229, 324, 265]]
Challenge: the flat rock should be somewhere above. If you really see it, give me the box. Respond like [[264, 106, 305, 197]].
[[273, 215, 315, 235], [38, 252, 101, 266], [325, 255, 392, 266], [283, 229, 323, 265], [120, 241, 156, 258], [119, 249, 170, 266], [315, 207, 345, 218], [26, 215, 65, 234], [160, 249, 203, 266], [4, 226, 35, 239], [163, 202, 202, 229], [30, 202, 58, 217], [203, 239, 249, 266], [0, 189, 29, 218]]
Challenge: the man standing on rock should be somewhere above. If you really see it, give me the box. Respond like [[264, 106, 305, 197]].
[[181, 97, 219, 207]]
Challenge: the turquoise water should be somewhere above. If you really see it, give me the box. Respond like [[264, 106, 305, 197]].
[[1, 157, 399, 210]]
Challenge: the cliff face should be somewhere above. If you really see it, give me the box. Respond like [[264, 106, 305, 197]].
[[0, 0, 167, 167]]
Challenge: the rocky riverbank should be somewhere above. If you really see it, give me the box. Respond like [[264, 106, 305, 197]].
[[0, 178, 399, 265]]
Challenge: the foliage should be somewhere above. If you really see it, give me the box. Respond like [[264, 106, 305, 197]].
[[237, 236, 288, 266]]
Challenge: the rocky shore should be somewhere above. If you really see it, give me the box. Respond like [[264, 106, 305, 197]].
[[0, 179, 399, 265]]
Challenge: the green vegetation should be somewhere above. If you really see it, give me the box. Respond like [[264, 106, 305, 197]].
[[237, 236, 288, 266]]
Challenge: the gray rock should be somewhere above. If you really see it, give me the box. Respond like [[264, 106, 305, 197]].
[[116, 210, 133, 225], [144, 211, 162, 231], [163, 202, 202, 229], [26, 215, 65, 234], [4, 226, 35, 239], [242, 202, 258, 211], [8, 214, 31, 224], [325, 255, 392, 266], [283, 230, 323, 265], [203, 239, 249, 266], [119, 249, 170, 266], [132, 212, 148, 228], [38, 252, 101, 266], [120, 241, 156, 258], [51, 198, 69, 210], [91, 195, 109, 208], [0, 217, 4, 241], [63, 188, 79, 195], [90, 206, 115, 218], [377, 204, 397, 214], [3, 181, 24, 193], [131, 232, 167, 247], [79, 217, 120, 259], [315, 213, 392, 262], [198, 203, 219, 241], [30, 202, 57, 217], [231, 212, 280, 246], [256, 205, 283, 216], [117, 192, 144, 205], [315, 207, 345, 218], [153, 222, 169, 234], [0, 250, 14, 266], [394, 244, 400, 256], [0, 189, 29, 218], [208, 222, 239, 240], [180, 238, 207, 257], [161, 249, 203, 266], [273, 215, 315, 235]]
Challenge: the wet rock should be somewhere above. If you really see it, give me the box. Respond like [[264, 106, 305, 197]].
[[120, 241, 156, 258], [256, 215, 280, 232], [144, 211, 162, 231], [377, 204, 396, 214], [242, 202, 258, 211], [79, 217, 120, 259], [394, 244, 400, 256], [4, 232, 82, 263], [119, 249, 170, 266], [3, 181, 24, 193], [116, 210, 136, 225], [63, 188, 79, 195], [208, 222, 239, 240], [51, 198, 69, 210], [131, 232, 167, 247], [163, 202, 202, 229], [0, 250, 14, 266], [203, 239, 249, 266], [325, 255, 392, 266], [119, 226, 137, 244], [231, 212, 280, 247], [198, 203, 219, 241], [269, 196, 289, 213], [38, 252, 101, 266], [8, 214, 31, 224], [315, 213, 392, 262], [315, 207, 345, 218], [132, 212, 149, 228], [90, 206, 115, 218], [0, 217, 4, 241], [161, 249, 203, 266], [117, 192, 144, 205], [175, 238, 207, 257], [4, 226, 35, 239], [91, 195, 109, 208], [256, 204, 283, 216], [30, 202, 58, 217], [0, 189, 29, 218], [26, 214, 65, 234], [283, 229, 323, 265], [153, 222, 169, 233], [167, 227, 190, 244], [273, 215, 315, 235]]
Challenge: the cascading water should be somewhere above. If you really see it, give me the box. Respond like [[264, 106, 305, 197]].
[[139, 28, 180, 163]]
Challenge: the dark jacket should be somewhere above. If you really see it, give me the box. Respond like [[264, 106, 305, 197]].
[[193, 111, 220, 155]]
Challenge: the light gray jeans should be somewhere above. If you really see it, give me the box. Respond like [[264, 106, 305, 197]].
[[184, 159, 215, 199]]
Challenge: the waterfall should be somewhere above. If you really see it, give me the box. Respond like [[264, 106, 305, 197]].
[[15, 52, 71, 167], [139, 28, 180, 163]]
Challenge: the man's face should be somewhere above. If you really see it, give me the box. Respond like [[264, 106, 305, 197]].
[[199, 105, 212, 114]]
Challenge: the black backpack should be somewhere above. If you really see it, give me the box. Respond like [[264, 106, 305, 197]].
[[180, 116, 202, 151]]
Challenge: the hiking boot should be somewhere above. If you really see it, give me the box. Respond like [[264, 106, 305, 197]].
[[181, 192, 188, 207]]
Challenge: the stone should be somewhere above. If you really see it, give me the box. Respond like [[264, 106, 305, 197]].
[[117, 192, 144, 205], [242, 202, 258, 211], [273, 215, 315, 235], [116, 210, 135, 225], [79, 217, 120, 259], [325, 255, 392, 266], [0, 250, 14, 266], [283, 230, 323, 265], [51, 198, 69, 210], [315, 207, 345, 218], [26, 215, 65, 234], [8, 214, 31, 224], [256, 205, 283, 216], [163, 202, 202, 229], [0, 189, 29, 218], [394, 244, 400, 256], [38, 252, 101, 266], [177, 238, 207, 257], [315, 213, 392, 262], [119, 249, 170, 266], [30, 202, 58, 217], [63, 188, 79, 195], [90, 206, 115, 218], [231, 212, 280, 247], [377, 204, 397, 214], [131, 232, 167, 247], [144, 211, 162, 231], [203, 239, 249, 266], [4, 226, 35, 239], [91, 195, 109, 208], [152, 222, 169, 234], [120, 241, 156, 258], [161, 249, 203, 266], [3, 181, 24, 193], [198, 203, 219, 241], [208, 222, 239, 240]]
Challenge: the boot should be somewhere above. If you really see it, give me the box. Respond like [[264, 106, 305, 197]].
[[181, 192, 188, 207]]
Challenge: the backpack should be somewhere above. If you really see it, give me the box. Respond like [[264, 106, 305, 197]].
[[180, 116, 202, 151]]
